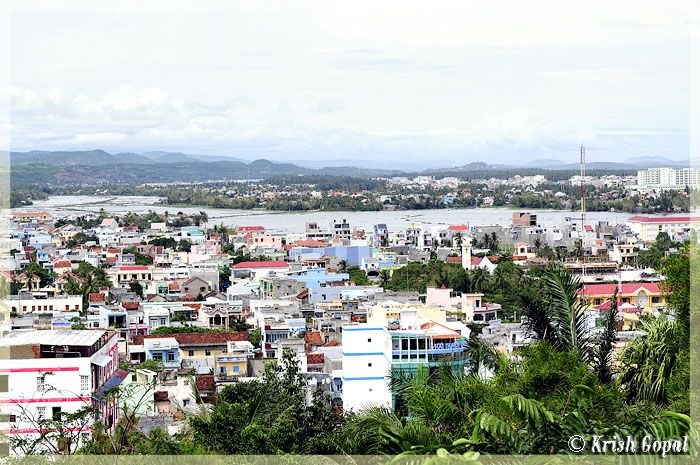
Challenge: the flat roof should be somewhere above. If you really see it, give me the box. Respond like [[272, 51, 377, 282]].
[[0, 329, 108, 347]]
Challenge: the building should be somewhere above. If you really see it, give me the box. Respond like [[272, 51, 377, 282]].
[[636, 167, 700, 190], [143, 337, 181, 369], [577, 283, 665, 312], [214, 341, 254, 379], [0, 330, 120, 455], [330, 219, 352, 242], [626, 215, 698, 243], [512, 212, 538, 227], [2, 294, 83, 314], [342, 319, 468, 412]]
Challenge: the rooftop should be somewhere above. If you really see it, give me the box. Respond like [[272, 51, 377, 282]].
[[0, 329, 109, 347]]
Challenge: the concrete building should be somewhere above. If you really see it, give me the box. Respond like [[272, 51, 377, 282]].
[[0, 330, 121, 455], [636, 167, 700, 190], [626, 215, 698, 243]]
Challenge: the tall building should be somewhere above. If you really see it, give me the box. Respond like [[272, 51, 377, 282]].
[[512, 212, 538, 227], [636, 167, 700, 190], [342, 317, 469, 412], [0, 330, 122, 455]]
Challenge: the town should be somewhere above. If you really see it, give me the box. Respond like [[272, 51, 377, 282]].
[[0, 199, 694, 455]]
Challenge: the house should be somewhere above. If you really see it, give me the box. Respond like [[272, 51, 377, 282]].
[[0, 330, 120, 455], [471, 256, 497, 274], [214, 341, 254, 379], [143, 337, 181, 369], [577, 283, 665, 312], [231, 260, 289, 280], [182, 276, 211, 297]]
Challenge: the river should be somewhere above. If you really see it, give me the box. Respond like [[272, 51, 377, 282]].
[[13, 195, 644, 234]]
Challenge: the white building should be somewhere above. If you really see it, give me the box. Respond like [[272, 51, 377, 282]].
[[2, 294, 83, 315], [0, 330, 120, 455], [341, 325, 393, 412], [636, 167, 700, 190], [626, 215, 698, 243]]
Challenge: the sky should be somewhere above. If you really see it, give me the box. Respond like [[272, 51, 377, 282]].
[[2, 1, 697, 168]]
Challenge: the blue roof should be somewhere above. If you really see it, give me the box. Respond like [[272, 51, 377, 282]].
[[94, 369, 130, 401]]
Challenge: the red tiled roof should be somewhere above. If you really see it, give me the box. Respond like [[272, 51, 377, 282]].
[[294, 239, 327, 248], [89, 293, 104, 303], [237, 226, 265, 232], [584, 225, 594, 231], [448, 225, 469, 231], [579, 282, 660, 296], [168, 283, 181, 291], [306, 353, 325, 365], [323, 340, 340, 347], [196, 375, 216, 392], [119, 265, 149, 271], [53, 260, 72, 268], [154, 391, 169, 402], [105, 256, 118, 264], [446, 256, 462, 263], [139, 332, 249, 346], [627, 215, 697, 224], [305, 331, 323, 347], [232, 260, 288, 269], [121, 301, 140, 310]]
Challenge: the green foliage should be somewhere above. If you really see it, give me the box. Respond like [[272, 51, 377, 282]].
[[189, 349, 343, 454], [346, 265, 369, 285]]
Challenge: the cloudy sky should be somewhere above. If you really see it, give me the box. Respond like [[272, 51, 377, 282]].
[[3, 1, 697, 167]]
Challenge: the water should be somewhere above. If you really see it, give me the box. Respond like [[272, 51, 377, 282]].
[[16, 195, 641, 234]]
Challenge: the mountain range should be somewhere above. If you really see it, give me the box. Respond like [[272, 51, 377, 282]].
[[6, 149, 689, 170], [3, 149, 691, 188]]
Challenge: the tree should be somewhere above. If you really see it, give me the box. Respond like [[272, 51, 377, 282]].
[[379, 269, 392, 289], [337, 260, 348, 273], [128, 280, 144, 297], [178, 239, 192, 252], [521, 266, 591, 357], [593, 289, 618, 384], [347, 266, 369, 285], [453, 232, 463, 249], [64, 262, 113, 310]]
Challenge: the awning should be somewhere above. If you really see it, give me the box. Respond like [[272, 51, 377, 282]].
[[92, 353, 112, 367]]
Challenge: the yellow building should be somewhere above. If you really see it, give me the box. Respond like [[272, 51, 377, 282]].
[[214, 341, 254, 378], [366, 301, 448, 325]]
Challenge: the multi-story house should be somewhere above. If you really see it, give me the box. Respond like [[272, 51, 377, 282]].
[[0, 330, 121, 455], [342, 317, 468, 412]]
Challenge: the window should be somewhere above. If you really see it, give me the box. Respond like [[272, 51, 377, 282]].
[[152, 353, 163, 361], [183, 399, 190, 407], [367, 363, 372, 367], [652, 296, 660, 304], [219, 367, 226, 374], [80, 375, 89, 392], [0, 375, 7, 392], [36, 407, 46, 420], [233, 365, 240, 373], [167, 352, 175, 362], [52, 407, 61, 421], [205, 350, 211, 356], [188, 350, 194, 357], [8, 415, 16, 423], [367, 338, 372, 343], [36, 376, 46, 393], [160, 318, 166, 325]]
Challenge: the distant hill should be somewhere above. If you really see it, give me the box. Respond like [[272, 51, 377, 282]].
[[6, 148, 691, 188]]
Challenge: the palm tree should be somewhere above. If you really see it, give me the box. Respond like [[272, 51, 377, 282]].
[[521, 266, 591, 357], [465, 338, 501, 378], [619, 318, 681, 404], [533, 237, 542, 252], [593, 289, 619, 384], [379, 269, 391, 289], [469, 268, 488, 293], [453, 232, 463, 249]]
